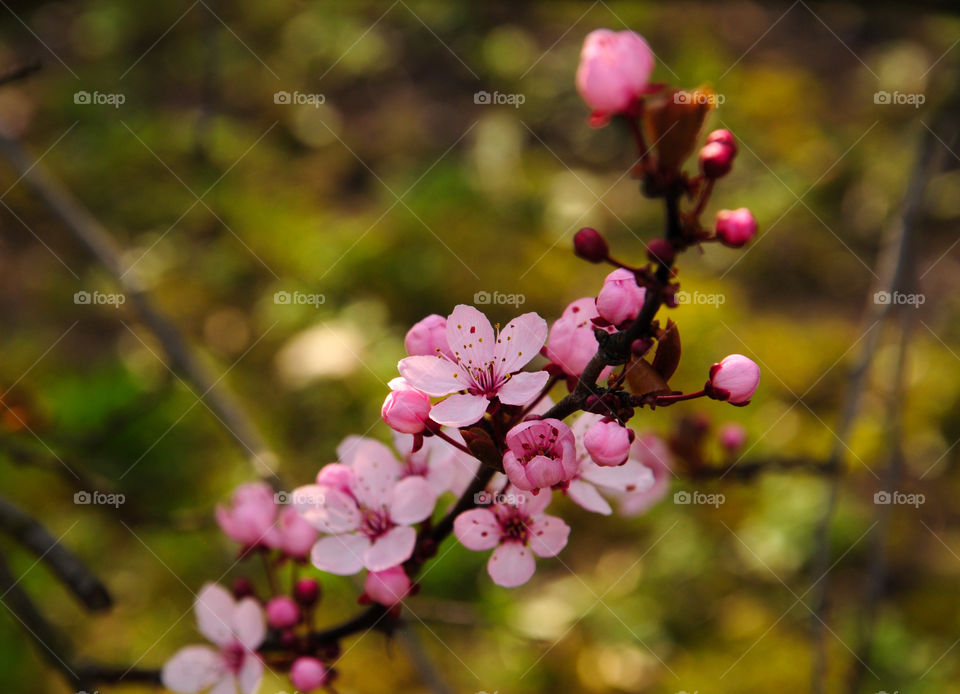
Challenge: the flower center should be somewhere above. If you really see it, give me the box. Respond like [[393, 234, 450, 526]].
[[498, 509, 529, 544], [222, 642, 246, 673], [515, 425, 562, 463], [360, 508, 392, 539]]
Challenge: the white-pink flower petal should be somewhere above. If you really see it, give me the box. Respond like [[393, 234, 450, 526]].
[[364, 525, 417, 571], [496, 370, 550, 406], [232, 597, 266, 651], [493, 312, 548, 373], [428, 393, 489, 427], [161, 645, 224, 693], [398, 355, 464, 396], [453, 508, 501, 551], [194, 584, 236, 648], [310, 532, 370, 575], [388, 476, 437, 525], [527, 515, 570, 558], [487, 542, 536, 587]]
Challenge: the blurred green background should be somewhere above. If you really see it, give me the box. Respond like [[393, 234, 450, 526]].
[[1, 1, 959, 692]]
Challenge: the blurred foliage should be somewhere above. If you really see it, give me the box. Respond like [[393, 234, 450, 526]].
[[1, 1, 960, 693]]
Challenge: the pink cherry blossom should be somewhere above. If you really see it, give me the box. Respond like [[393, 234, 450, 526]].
[[290, 657, 329, 692], [502, 418, 578, 492], [381, 377, 432, 434], [215, 482, 279, 550], [363, 565, 413, 606], [293, 441, 437, 575], [398, 305, 550, 427], [405, 313, 452, 358], [576, 29, 655, 118], [566, 413, 655, 516], [272, 506, 317, 560], [583, 418, 635, 466], [620, 433, 674, 516], [719, 422, 748, 452], [715, 208, 757, 248], [392, 430, 478, 496], [265, 596, 300, 629], [596, 268, 646, 326], [161, 583, 266, 694], [544, 297, 614, 379], [707, 354, 760, 405], [454, 487, 570, 587]]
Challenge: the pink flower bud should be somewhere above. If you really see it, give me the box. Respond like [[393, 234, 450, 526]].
[[573, 227, 609, 263], [707, 354, 760, 405], [290, 656, 329, 691], [706, 128, 737, 153], [265, 596, 300, 629], [404, 314, 451, 357], [363, 566, 412, 606], [596, 268, 646, 325], [294, 578, 321, 606], [583, 419, 635, 466], [215, 482, 279, 549], [576, 29, 655, 117], [315, 462, 352, 493], [502, 418, 578, 491], [719, 423, 747, 452], [274, 506, 317, 560], [715, 208, 757, 248], [699, 141, 735, 179], [381, 378, 432, 434]]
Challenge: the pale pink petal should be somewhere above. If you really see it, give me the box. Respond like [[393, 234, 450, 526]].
[[350, 455, 401, 509], [161, 646, 224, 693], [237, 653, 263, 694], [428, 393, 489, 427], [364, 525, 417, 571], [338, 436, 398, 472], [388, 476, 437, 525], [511, 485, 551, 516], [445, 304, 496, 371], [453, 508, 501, 550], [567, 479, 612, 515], [232, 598, 266, 650], [208, 676, 236, 694], [496, 370, 550, 406], [398, 355, 464, 396], [527, 514, 570, 557], [581, 460, 655, 495], [293, 485, 359, 534], [494, 312, 548, 373], [310, 532, 370, 575], [194, 584, 235, 647], [487, 541, 536, 587]]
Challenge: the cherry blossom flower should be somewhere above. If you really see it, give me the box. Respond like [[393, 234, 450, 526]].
[[596, 268, 646, 326], [272, 506, 317, 560], [398, 305, 550, 427], [363, 565, 413, 606], [381, 377, 432, 434], [714, 208, 757, 248], [404, 313, 452, 358], [293, 444, 437, 575], [215, 483, 279, 550], [454, 487, 570, 587], [566, 413, 656, 516], [502, 418, 578, 492], [576, 29, 655, 120], [719, 422, 748, 452], [620, 433, 674, 516], [161, 583, 265, 694], [544, 297, 614, 379], [583, 418, 635, 466], [707, 354, 761, 405]]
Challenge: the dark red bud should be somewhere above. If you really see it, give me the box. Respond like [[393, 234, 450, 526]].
[[232, 577, 256, 600], [699, 141, 735, 179], [294, 578, 320, 606], [574, 227, 609, 263], [706, 129, 737, 155], [646, 238, 675, 265]]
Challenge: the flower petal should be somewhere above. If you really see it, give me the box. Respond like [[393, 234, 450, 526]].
[[208, 676, 236, 694], [337, 435, 395, 467], [581, 460, 655, 494], [388, 476, 437, 525], [237, 653, 263, 694], [527, 514, 570, 557], [497, 370, 550, 406], [398, 355, 464, 396], [194, 584, 236, 647], [310, 532, 370, 575], [445, 304, 496, 372], [351, 454, 401, 509], [364, 525, 417, 571], [453, 508, 501, 551], [487, 541, 536, 587], [428, 393, 489, 427], [567, 479, 612, 515], [293, 485, 359, 534], [161, 646, 224, 693], [494, 312, 548, 373], [232, 598, 266, 650]]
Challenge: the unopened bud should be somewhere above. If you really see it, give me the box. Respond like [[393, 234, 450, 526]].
[[699, 141, 735, 179], [646, 238, 675, 265], [574, 227, 609, 263]]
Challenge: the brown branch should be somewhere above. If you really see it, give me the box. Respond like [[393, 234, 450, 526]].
[[0, 60, 42, 88]]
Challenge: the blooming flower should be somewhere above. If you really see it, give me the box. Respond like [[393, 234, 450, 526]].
[[215, 483, 279, 550], [576, 29, 655, 120], [454, 487, 570, 587], [293, 443, 437, 575], [398, 305, 550, 427], [566, 413, 655, 515], [161, 583, 266, 694], [363, 565, 413, 606], [707, 354, 761, 405], [502, 418, 578, 492], [381, 377, 432, 434], [596, 268, 646, 326], [583, 418, 635, 466], [620, 433, 674, 516], [544, 297, 614, 379]]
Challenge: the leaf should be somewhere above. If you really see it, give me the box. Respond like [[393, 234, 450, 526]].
[[652, 320, 682, 382], [624, 357, 672, 397], [643, 85, 714, 171], [459, 427, 501, 468]]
